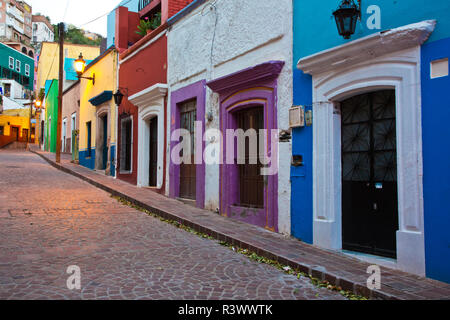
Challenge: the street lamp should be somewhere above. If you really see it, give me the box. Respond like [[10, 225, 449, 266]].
[[74, 53, 95, 84], [333, 0, 361, 39], [113, 89, 125, 106]]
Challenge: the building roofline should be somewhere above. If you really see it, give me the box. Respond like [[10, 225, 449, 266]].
[[40, 41, 101, 48], [83, 45, 117, 74], [0, 42, 34, 62], [167, 0, 208, 26], [62, 79, 80, 95], [32, 15, 54, 31], [45, 79, 57, 99]]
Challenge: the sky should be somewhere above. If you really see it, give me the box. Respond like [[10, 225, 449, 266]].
[[26, 0, 124, 37]]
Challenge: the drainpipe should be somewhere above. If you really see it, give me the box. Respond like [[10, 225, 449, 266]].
[[115, 50, 119, 179]]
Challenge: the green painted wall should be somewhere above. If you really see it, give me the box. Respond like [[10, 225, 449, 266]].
[[45, 80, 59, 153], [0, 42, 35, 91]]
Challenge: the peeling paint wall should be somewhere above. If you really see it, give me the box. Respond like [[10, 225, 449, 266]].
[[168, 0, 293, 234]]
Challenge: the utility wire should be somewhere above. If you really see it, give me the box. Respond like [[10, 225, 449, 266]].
[[41, 0, 71, 92], [79, 0, 134, 27]]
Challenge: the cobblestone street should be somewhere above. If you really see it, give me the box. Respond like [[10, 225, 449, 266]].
[[0, 150, 345, 300]]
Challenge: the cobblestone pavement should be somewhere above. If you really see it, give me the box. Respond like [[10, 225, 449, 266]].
[[0, 151, 345, 300]]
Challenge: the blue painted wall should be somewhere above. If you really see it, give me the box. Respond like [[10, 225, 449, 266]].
[[292, 0, 450, 282], [291, 70, 313, 244], [64, 58, 94, 81], [79, 148, 96, 170], [421, 37, 450, 283], [295, 0, 450, 59], [79, 146, 116, 177], [110, 145, 116, 177], [107, 0, 139, 47]]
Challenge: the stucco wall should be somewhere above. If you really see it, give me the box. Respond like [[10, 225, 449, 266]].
[[62, 81, 80, 153], [79, 50, 117, 170], [168, 0, 293, 234], [36, 42, 100, 92]]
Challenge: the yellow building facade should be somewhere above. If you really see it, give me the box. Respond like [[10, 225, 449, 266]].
[[0, 109, 31, 141], [78, 47, 118, 177], [36, 42, 100, 92]]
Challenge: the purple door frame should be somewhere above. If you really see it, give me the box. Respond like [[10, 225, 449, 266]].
[[207, 61, 285, 232], [169, 80, 206, 208]]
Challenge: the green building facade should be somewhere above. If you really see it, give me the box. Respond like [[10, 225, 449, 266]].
[[0, 42, 35, 92], [44, 80, 59, 153]]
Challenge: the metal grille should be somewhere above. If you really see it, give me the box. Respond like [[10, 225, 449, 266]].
[[342, 90, 397, 183], [138, 0, 153, 11]]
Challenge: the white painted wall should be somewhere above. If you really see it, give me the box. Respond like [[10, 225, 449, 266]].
[[167, 0, 293, 234], [32, 21, 54, 44]]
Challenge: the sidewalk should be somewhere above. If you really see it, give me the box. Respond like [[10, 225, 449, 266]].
[[29, 147, 450, 300]]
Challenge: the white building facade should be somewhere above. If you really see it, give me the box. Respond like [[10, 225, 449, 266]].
[[167, 0, 293, 234], [31, 14, 54, 44]]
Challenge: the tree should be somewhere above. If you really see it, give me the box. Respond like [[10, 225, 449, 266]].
[[53, 25, 103, 46]]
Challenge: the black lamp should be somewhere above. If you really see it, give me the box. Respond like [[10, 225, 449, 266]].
[[113, 89, 125, 106], [333, 0, 361, 39]]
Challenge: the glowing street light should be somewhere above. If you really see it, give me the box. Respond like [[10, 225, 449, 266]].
[[74, 53, 95, 84]]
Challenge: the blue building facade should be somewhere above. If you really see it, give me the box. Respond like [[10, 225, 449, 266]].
[[106, 0, 140, 47], [292, 0, 450, 283]]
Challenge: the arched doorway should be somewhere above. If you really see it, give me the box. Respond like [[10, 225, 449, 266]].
[[341, 89, 399, 258]]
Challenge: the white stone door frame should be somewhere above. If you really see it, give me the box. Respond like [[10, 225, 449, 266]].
[[297, 20, 436, 276], [128, 83, 168, 189], [95, 104, 110, 171]]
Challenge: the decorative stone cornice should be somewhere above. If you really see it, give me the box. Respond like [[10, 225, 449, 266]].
[[128, 83, 168, 108], [207, 61, 285, 94], [298, 20, 436, 75]]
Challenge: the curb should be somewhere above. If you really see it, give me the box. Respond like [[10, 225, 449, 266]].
[[30, 149, 396, 300]]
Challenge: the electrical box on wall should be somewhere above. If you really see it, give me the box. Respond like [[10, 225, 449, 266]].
[[305, 110, 313, 126], [289, 105, 305, 128]]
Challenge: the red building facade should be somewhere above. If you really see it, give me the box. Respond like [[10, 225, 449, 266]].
[[115, 0, 193, 189]]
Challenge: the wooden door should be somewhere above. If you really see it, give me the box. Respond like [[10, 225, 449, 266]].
[[102, 116, 108, 170], [12, 127, 19, 141], [341, 90, 399, 258], [149, 117, 158, 187], [179, 100, 197, 200], [236, 107, 264, 208], [22, 129, 28, 142]]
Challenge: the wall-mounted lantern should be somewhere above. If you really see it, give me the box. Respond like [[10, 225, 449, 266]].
[[74, 53, 95, 84], [113, 89, 125, 107], [333, 0, 361, 39]]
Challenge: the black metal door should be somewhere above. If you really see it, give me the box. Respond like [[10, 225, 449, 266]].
[[341, 90, 399, 258], [149, 117, 158, 187]]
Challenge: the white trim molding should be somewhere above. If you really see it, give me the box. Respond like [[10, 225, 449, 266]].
[[129, 83, 168, 189], [95, 104, 110, 172], [298, 20, 436, 75], [297, 20, 436, 276]]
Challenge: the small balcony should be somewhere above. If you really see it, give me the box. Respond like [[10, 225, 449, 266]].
[[138, 0, 161, 18], [138, 0, 154, 12]]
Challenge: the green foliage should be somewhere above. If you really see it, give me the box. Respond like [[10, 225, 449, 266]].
[[38, 88, 45, 102], [53, 25, 103, 46], [135, 12, 162, 37]]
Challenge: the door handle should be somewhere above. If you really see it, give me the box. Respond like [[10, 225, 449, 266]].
[[373, 203, 378, 211]]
